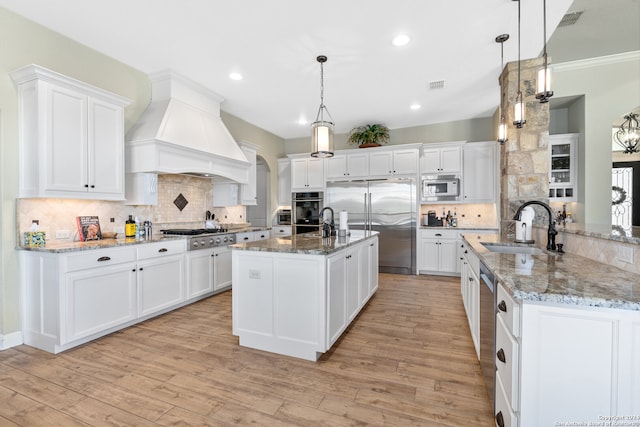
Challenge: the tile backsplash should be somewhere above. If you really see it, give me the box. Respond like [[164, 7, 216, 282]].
[[419, 203, 498, 228], [16, 174, 246, 241]]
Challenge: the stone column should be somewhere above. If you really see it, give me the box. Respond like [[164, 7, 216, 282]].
[[499, 57, 551, 234]]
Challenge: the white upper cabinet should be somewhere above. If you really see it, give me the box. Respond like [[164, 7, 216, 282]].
[[277, 158, 292, 206], [462, 141, 497, 203], [421, 144, 462, 174], [11, 65, 131, 200], [290, 156, 324, 191], [368, 147, 418, 177], [325, 152, 369, 180], [239, 141, 258, 205], [548, 133, 578, 201]]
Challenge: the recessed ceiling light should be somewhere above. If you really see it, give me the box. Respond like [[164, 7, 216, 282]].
[[229, 72, 243, 81], [298, 118, 308, 125], [410, 104, 421, 110], [392, 34, 411, 47]]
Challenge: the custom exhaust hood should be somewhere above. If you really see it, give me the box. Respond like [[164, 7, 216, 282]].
[[125, 71, 250, 183]]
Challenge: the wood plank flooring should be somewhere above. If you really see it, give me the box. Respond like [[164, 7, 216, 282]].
[[0, 274, 494, 426]]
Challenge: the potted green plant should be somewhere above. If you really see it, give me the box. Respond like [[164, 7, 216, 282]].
[[347, 123, 390, 148]]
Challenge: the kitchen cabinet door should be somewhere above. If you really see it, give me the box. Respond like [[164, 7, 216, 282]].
[[277, 158, 292, 206], [137, 254, 185, 316], [345, 247, 360, 322], [12, 65, 130, 200], [462, 142, 496, 202], [239, 142, 257, 205], [420, 239, 440, 272], [291, 157, 324, 191], [64, 263, 137, 344], [212, 246, 232, 290], [422, 145, 461, 174], [327, 252, 347, 346], [367, 238, 379, 296], [187, 250, 214, 299], [326, 152, 369, 179], [369, 148, 418, 177]]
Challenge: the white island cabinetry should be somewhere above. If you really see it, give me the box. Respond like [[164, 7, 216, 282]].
[[232, 232, 378, 361]]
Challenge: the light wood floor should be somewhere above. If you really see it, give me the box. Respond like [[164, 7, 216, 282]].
[[0, 274, 494, 426]]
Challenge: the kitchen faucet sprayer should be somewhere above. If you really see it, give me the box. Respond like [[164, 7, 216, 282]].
[[513, 200, 558, 251]]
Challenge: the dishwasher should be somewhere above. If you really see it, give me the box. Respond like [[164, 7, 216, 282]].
[[479, 261, 496, 412]]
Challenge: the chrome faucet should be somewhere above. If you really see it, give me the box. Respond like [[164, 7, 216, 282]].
[[320, 207, 335, 237], [513, 200, 558, 251]]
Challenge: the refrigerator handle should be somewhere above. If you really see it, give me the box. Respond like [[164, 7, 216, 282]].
[[363, 192, 368, 232], [368, 192, 372, 233]]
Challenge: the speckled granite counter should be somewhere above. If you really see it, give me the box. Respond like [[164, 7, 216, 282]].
[[463, 233, 640, 311], [16, 226, 273, 253], [230, 231, 377, 255], [16, 235, 184, 253]]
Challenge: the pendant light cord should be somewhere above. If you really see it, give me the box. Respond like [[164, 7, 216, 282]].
[[517, 0, 521, 92]]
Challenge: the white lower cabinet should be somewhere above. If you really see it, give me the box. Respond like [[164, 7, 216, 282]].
[[419, 229, 459, 275], [187, 245, 233, 299], [460, 240, 480, 358], [65, 261, 137, 343], [21, 240, 188, 353], [494, 282, 640, 426]]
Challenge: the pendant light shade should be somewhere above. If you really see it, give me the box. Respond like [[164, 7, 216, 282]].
[[614, 112, 640, 154], [496, 33, 509, 144], [311, 55, 334, 158], [535, 0, 554, 102]]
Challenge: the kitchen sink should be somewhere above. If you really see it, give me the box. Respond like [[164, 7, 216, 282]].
[[481, 242, 544, 255]]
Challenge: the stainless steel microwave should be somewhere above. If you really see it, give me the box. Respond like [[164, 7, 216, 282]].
[[421, 175, 460, 201]]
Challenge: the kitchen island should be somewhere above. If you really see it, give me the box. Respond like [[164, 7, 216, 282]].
[[231, 231, 379, 361], [462, 233, 640, 427]]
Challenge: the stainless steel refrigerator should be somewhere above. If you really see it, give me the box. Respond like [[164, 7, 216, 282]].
[[325, 178, 416, 274]]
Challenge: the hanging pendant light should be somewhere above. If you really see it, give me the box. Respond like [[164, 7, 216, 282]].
[[496, 34, 510, 144], [535, 0, 554, 102], [513, 0, 526, 128], [614, 112, 640, 154], [310, 55, 334, 158]]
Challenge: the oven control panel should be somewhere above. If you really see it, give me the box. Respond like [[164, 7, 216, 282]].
[[189, 233, 236, 250]]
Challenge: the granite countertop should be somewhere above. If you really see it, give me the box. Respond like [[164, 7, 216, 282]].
[[463, 233, 640, 311], [231, 231, 378, 256], [16, 226, 273, 253], [420, 226, 498, 231], [17, 235, 185, 253]]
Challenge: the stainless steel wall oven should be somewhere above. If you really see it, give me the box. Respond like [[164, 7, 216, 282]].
[[292, 191, 323, 235]]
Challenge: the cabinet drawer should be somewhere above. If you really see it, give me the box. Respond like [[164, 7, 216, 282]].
[[495, 374, 518, 427], [64, 246, 137, 272], [236, 232, 254, 243], [497, 282, 520, 337], [253, 230, 270, 241], [137, 240, 186, 260], [496, 314, 520, 411], [420, 228, 458, 239], [272, 226, 291, 236]]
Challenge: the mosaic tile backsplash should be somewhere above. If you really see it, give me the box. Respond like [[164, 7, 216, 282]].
[[17, 174, 246, 241]]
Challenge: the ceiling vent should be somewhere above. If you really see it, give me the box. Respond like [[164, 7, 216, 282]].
[[429, 79, 446, 90], [558, 11, 583, 27]]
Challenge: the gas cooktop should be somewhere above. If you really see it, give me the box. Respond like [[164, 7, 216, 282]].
[[161, 228, 228, 236]]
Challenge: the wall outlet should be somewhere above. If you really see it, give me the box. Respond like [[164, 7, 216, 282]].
[[55, 229, 71, 239], [249, 269, 261, 279]]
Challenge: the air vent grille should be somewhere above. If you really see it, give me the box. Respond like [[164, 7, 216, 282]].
[[429, 80, 446, 90], [558, 11, 583, 27]]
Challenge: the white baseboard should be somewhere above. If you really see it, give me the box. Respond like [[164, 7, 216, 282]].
[[0, 331, 24, 350]]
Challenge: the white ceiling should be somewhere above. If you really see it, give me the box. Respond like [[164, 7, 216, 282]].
[[1, 0, 637, 140]]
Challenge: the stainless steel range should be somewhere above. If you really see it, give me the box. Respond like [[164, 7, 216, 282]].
[[161, 228, 236, 251]]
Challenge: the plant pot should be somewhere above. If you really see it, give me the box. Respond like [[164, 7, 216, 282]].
[[358, 143, 381, 148]]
